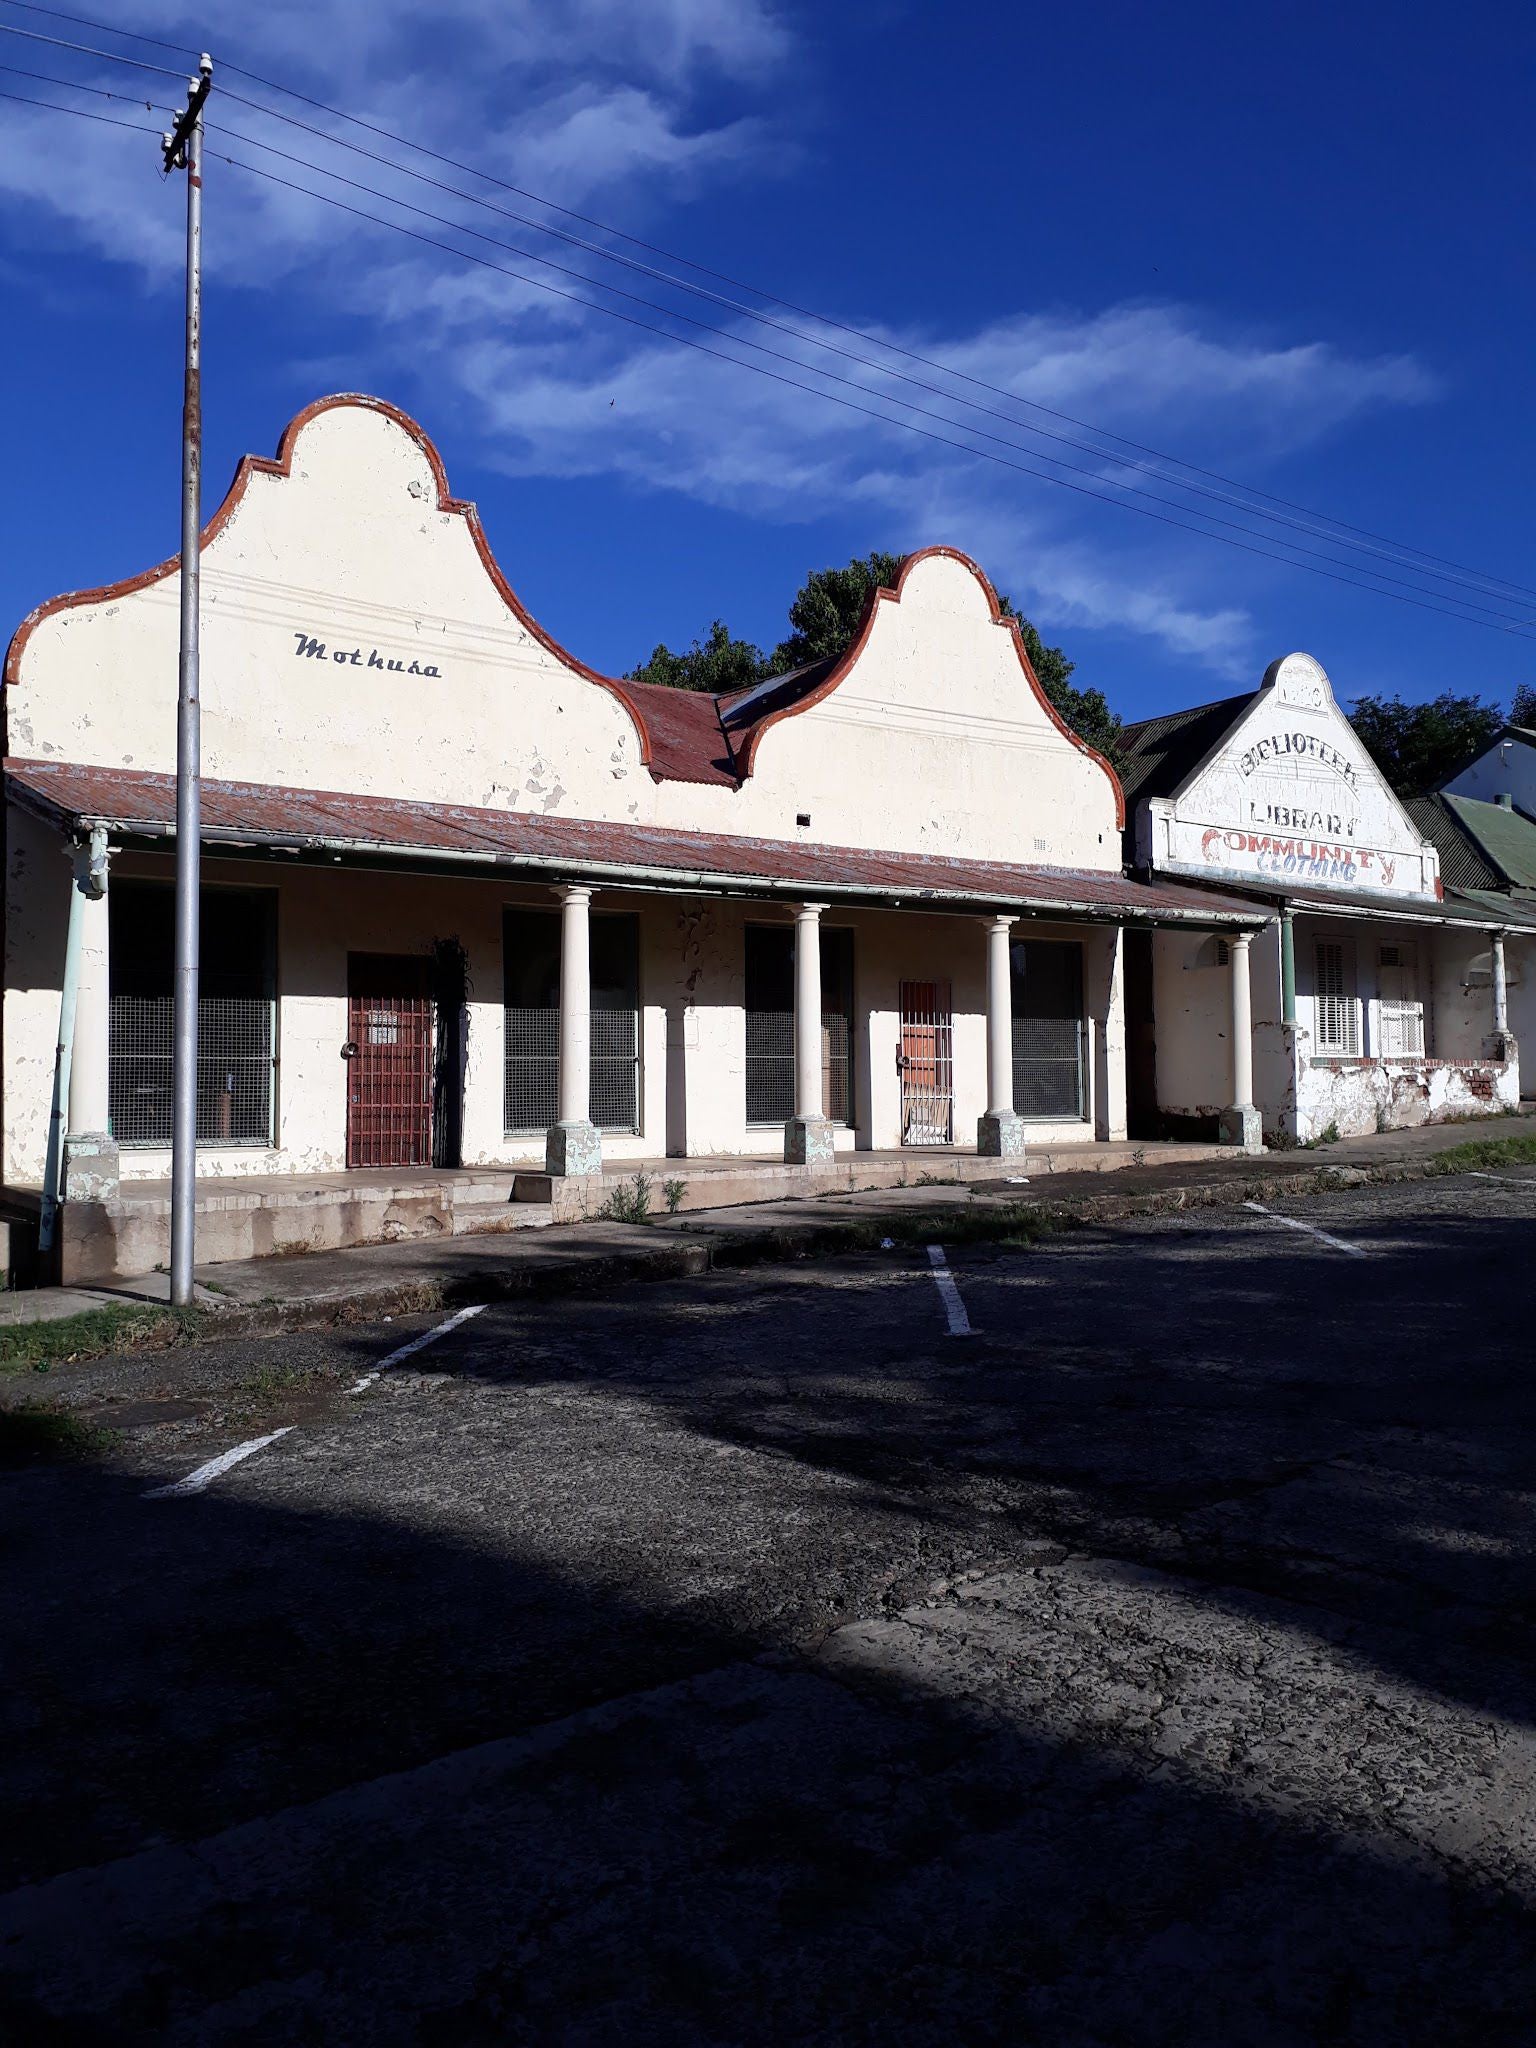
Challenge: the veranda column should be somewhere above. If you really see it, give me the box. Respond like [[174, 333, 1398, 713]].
[[785, 902, 833, 1165], [545, 884, 602, 1176], [978, 914, 1025, 1158], [1492, 931, 1509, 1037], [64, 828, 119, 1200], [1219, 929, 1262, 1151]]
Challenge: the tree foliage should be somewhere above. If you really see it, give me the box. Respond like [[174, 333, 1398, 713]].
[[626, 619, 769, 696], [627, 551, 1126, 770], [1510, 683, 1536, 731], [1346, 691, 1507, 798]]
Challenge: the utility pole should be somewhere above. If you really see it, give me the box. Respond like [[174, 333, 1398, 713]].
[[163, 55, 212, 1307]]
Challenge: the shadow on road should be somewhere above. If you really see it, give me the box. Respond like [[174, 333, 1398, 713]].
[[2, 1199, 1532, 2040]]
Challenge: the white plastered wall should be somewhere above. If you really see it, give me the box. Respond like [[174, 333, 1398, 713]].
[[1443, 738, 1536, 820], [10, 407, 1121, 870], [1291, 915, 1518, 1138]]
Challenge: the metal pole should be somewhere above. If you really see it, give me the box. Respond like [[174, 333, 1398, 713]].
[[1280, 907, 1296, 1028], [166, 57, 211, 1306]]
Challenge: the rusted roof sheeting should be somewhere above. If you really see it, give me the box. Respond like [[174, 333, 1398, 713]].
[[5, 757, 1265, 925]]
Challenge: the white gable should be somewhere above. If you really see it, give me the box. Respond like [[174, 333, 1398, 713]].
[[662, 549, 1124, 867], [6, 397, 653, 820], [1138, 652, 1440, 899], [6, 400, 1123, 868]]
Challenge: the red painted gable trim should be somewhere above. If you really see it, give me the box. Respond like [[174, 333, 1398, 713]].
[[733, 546, 1126, 829], [1, 393, 657, 771]]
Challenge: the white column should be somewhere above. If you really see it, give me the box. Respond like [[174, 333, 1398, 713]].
[[1492, 932, 1509, 1036], [1220, 930, 1261, 1150], [785, 903, 833, 1164], [545, 884, 601, 1176], [978, 915, 1024, 1157], [63, 828, 119, 1199]]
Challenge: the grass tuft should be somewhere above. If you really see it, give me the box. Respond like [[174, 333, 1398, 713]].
[[1424, 1134, 1536, 1176], [0, 1303, 206, 1377]]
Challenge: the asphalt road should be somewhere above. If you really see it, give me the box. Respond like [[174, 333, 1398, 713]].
[[3, 1170, 1535, 2044]]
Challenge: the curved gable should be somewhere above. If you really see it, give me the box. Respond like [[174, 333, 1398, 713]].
[[662, 547, 1123, 867], [5, 394, 660, 818]]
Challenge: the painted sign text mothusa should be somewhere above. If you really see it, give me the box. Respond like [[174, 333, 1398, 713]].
[[293, 631, 441, 678]]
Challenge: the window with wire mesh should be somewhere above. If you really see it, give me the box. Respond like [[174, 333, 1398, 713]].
[[109, 883, 276, 1146], [744, 924, 855, 1126], [1314, 940, 1359, 1054], [1010, 939, 1086, 1119], [502, 908, 640, 1133]]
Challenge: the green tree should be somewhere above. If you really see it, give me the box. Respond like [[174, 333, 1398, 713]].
[[626, 619, 768, 694], [766, 551, 906, 673], [1346, 691, 1507, 798], [1510, 683, 1536, 730]]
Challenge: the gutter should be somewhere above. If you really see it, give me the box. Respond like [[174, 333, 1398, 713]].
[[68, 812, 1270, 930]]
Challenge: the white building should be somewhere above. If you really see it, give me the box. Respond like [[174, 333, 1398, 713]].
[[5, 394, 1264, 1283], [1122, 654, 1531, 1144]]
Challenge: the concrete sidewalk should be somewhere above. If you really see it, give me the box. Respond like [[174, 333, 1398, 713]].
[[5, 1113, 1533, 1342]]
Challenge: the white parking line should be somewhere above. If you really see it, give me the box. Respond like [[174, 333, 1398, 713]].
[[347, 1302, 488, 1395], [143, 1302, 491, 1502], [1242, 1200, 1368, 1257], [144, 1428, 294, 1501], [926, 1244, 974, 1336]]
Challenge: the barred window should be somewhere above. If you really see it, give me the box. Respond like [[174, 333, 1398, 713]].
[[1011, 940, 1086, 1120], [744, 924, 855, 1127], [1314, 940, 1359, 1055], [502, 909, 640, 1134], [109, 883, 276, 1147]]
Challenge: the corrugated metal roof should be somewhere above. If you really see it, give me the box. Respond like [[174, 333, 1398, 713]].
[[1443, 793, 1536, 890], [1117, 692, 1254, 805], [5, 757, 1267, 926], [1403, 795, 1503, 892], [619, 681, 738, 786], [1213, 875, 1536, 931]]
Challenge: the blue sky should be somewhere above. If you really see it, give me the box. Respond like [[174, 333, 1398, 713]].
[[2, 0, 1532, 722]]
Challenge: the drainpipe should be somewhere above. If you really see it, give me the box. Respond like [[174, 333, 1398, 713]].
[[39, 827, 109, 1256], [1492, 931, 1508, 1037], [1280, 906, 1296, 1028]]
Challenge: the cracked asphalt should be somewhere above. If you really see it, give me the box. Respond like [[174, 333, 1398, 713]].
[[3, 1169, 1535, 2043]]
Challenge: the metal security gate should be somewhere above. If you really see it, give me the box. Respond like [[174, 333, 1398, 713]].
[[345, 955, 434, 1169], [899, 979, 953, 1145]]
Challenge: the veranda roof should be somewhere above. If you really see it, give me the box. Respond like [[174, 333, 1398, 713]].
[[7, 757, 1267, 929]]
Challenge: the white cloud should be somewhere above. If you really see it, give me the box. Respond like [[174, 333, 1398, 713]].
[[0, 0, 1437, 678]]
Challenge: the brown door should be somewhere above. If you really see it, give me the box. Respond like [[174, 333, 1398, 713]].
[[345, 955, 434, 1168], [899, 979, 953, 1145]]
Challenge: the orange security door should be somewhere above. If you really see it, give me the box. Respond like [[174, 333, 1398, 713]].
[[898, 979, 953, 1145]]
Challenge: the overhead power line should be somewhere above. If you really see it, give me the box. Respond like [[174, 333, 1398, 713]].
[[0, 78, 161, 130], [209, 144, 1536, 642], [3, 0, 1534, 631], [206, 115, 1536, 631]]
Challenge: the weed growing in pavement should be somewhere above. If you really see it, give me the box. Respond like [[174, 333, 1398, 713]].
[[915, 1171, 956, 1186], [0, 1405, 118, 1464], [599, 1171, 655, 1224], [1301, 1121, 1342, 1149], [1424, 1133, 1536, 1176], [663, 1178, 687, 1216], [0, 1303, 207, 1376], [846, 1201, 1073, 1254]]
